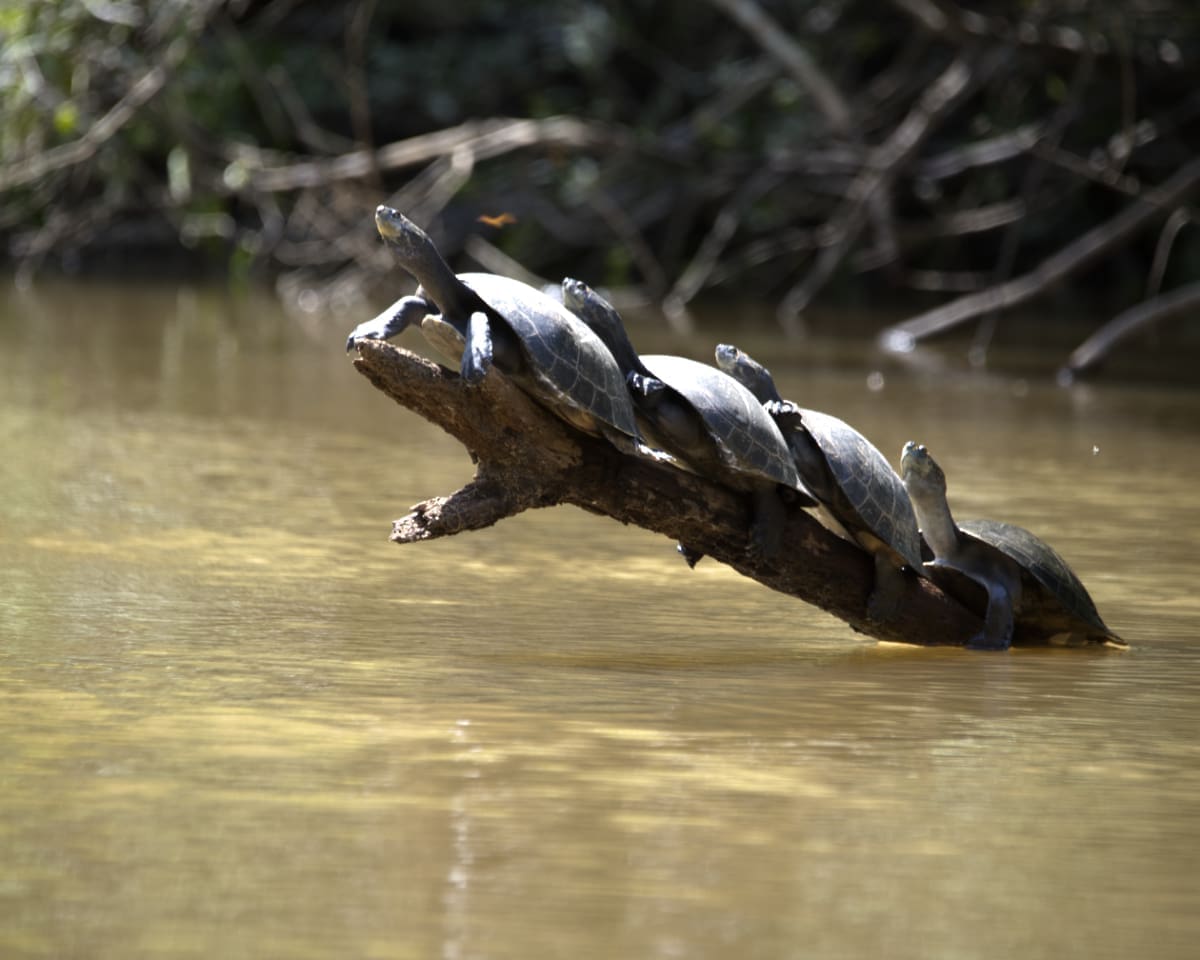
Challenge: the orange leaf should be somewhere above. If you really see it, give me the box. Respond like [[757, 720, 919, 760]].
[[477, 212, 517, 228]]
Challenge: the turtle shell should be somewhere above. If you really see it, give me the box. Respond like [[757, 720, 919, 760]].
[[459, 273, 641, 444], [798, 408, 923, 570], [639, 354, 802, 491], [958, 518, 1119, 641]]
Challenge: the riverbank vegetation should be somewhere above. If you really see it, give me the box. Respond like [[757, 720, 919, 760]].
[[2, 1, 1197, 374]]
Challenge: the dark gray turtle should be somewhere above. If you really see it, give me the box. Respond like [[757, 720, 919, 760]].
[[900, 442, 1125, 649], [562, 278, 813, 562], [346, 206, 656, 458], [714, 344, 924, 621]]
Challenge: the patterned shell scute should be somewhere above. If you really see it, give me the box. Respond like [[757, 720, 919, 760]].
[[958, 518, 1110, 634], [640, 354, 801, 489], [798, 408, 923, 570], [460, 274, 640, 440]]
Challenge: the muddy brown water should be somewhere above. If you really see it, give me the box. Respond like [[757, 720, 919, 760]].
[[2, 279, 1198, 958]]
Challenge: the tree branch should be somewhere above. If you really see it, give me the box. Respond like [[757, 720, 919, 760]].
[[878, 154, 1200, 349], [241, 117, 633, 193], [350, 339, 989, 648], [0, 34, 194, 192], [1058, 280, 1200, 381], [776, 53, 996, 326], [705, 0, 852, 134], [705, 0, 900, 295]]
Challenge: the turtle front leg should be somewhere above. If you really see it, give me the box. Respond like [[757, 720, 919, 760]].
[[345, 296, 431, 351], [765, 398, 805, 432], [972, 581, 1015, 650], [747, 486, 786, 562], [460, 311, 494, 383]]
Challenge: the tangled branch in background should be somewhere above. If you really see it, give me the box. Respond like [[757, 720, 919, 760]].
[[1, 0, 1197, 376]]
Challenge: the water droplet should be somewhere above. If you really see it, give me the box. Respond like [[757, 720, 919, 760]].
[[866, 371, 885, 392], [297, 289, 320, 314], [880, 330, 914, 354]]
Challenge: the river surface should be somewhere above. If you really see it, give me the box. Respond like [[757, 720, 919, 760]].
[[2, 278, 1198, 959]]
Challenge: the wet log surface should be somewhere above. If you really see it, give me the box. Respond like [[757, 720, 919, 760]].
[[351, 339, 989, 648]]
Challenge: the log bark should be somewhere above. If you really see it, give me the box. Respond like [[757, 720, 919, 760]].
[[351, 339, 988, 648]]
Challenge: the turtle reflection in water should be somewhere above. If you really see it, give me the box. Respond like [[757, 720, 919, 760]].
[[346, 206, 662, 461], [562, 278, 815, 562], [714, 343, 925, 622], [901, 442, 1125, 649]]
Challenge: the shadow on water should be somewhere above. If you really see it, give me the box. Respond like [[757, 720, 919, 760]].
[[2, 278, 1199, 959]]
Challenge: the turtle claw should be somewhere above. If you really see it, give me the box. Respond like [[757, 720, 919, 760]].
[[345, 317, 393, 352], [345, 323, 384, 352], [628, 371, 666, 400], [966, 631, 1012, 651], [766, 399, 804, 429]]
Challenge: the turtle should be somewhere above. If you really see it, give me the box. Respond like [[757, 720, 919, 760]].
[[562, 278, 814, 562], [713, 343, 925, 622], [346, 205, 657, 459], [900, 441, 1125, 649]]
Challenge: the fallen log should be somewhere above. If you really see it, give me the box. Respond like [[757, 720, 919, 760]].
[[351, 339, 987, 647]]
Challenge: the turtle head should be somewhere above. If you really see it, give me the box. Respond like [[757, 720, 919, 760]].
[[900, 441, 947, 498], [901, 442, 964, 559], [713, 343, 781, 405], [375, 205, 434, 262], [713, 343, 744, 369], [374, 205, 468, 314], [560, 277, 590, 311], [561, 277, 600, 324], [561, 277, 642, 375]]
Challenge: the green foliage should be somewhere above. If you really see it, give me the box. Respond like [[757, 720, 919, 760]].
[[1, 0, 1198, 316]]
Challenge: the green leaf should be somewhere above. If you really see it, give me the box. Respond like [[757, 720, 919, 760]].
[[52, 100, 78, 136]]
